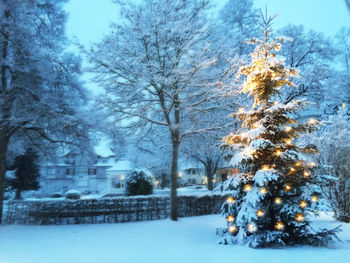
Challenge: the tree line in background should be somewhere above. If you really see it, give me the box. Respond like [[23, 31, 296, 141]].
[[0, 0, 349, 223]]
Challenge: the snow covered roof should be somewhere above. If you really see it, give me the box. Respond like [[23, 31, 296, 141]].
[[5, 170, 15, 179], [106, 158, 133, 172]]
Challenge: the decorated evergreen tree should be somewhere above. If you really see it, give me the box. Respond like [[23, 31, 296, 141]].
[[219, 15, 340, 248]]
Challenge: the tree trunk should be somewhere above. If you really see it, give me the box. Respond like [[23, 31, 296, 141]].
[[206, 165, 214, 191], [15, 189, 22, 200], [0, 132, 9, 224], [170, 137, 179, 221]]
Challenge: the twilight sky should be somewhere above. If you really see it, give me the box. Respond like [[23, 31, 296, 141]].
[[64, 0, 349, 94], [65, 0, 349, 46]]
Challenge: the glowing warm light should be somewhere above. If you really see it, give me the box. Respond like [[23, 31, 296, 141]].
[[259, 187, 267, 194], [272, 72, 277, 78], [256, 209, 264, 217], [290, 167, 296, 172], [238, 107, 245, 113], [342, 103, 346, 108], [285, 126, 292, 132], [262, 165, 270, 171], [299, 201, 307, 208], [304, 171, 310, 177], [274, 197, 282, 204], [244, 184, 252, 192], [226, 197, 236, 204], [120, 174, 125, 180], [284, 184, 292, 192], [286, 139, 293, 145], [247, 223, 257, 233], [228, 226, 237, 233], [275, 221, 285, 230], [309, 162, 316, 167], [308, 118, 317, 125], [252, 123, 259, 129], [227, 215, 235, 223], [295, 161, 302, 166], [274, 101, 278, 105], [295, 213, 304, 222], [311, 196, 318, 202], [275, 150, 282, 156]]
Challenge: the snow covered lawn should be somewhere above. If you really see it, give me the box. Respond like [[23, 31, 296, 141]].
[[0, 214, 349, 263]]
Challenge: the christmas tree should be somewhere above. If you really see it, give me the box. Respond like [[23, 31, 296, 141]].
[[219, 15, 340, 248]]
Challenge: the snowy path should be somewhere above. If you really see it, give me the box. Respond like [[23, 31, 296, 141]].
[[0, 214, 349, 263]]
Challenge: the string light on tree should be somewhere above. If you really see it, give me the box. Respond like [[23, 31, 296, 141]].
[[227, 197, 236, 204], [259, 187, 268, 194], [274, 197, 282, 204], [311, 196, 318, 202], [295, 213, 304, 222], [256, 209, 264, 217], [247, 224, 257, 233], [227, 215, 235, 223], [303, 171, 310, 177], [275, 221, 285, 231], [228, 226, 237, 233], [244, 184, 252, 192], [299, 201, 307, 208]]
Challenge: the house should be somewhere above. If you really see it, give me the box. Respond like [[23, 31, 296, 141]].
[[39, 144, 134, 195], [215, 167, 240, 184], [178, 167, 205, 185]]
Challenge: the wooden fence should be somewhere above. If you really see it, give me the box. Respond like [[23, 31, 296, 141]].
[[2, 194, 227, 225]]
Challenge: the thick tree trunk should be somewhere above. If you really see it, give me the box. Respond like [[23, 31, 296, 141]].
[[0, 132, 9, 224], [15, 189, 22, 200], [170, 137, 179, 221], [206, 164, 214, 191]]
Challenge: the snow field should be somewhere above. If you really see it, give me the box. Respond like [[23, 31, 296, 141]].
[[0, 214, 349, 263]]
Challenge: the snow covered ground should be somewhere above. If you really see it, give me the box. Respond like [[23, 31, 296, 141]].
[[0, 214, 349, 263]]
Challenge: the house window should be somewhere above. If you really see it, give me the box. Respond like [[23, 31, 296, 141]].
[[77, 168, 88, 175], [88, 168, 97, 175], [66, 168, 75, 176], [48, 168, 56, 175], [192, 169, 196, 174]]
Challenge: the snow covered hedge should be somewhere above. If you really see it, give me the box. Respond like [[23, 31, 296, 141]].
[[3, 194, 228, 225]]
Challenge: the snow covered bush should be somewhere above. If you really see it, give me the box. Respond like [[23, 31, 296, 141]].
[[65, 190, 81, 200], [50, 192, 63, 198], [125, 170, 153, 196], [314, 105, 350, 222]]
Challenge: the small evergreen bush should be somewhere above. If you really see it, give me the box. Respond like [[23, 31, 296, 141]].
[[51, 192, 63, 198], [125, 170, 153, 196], [65, 190, 81, 200]]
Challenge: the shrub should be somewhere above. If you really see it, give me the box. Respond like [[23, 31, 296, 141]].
[[65, 189, 81, 200], [125, 170, 153, 196], [50, 192, 63, 198]]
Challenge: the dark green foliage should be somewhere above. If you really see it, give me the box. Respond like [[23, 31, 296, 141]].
[[11, 148, 40, 199], [125, 170, 153, 196], [65, 190, 81, 200]]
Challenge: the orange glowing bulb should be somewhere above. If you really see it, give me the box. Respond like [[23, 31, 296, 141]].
[[274, 197, 282, 204], [259, 187, 267, 194], [228, 226, 237, 233], [227, 215, 235, 223], [311, 196, 318, 202], [299, 201, 307, 208], [244, 184, 252, 192], [247, 223, 257, 233], [275, 221, 285, 230], [257, 209, 264, 217], [295, 213, 304, 222], [226, 197, 235, 204], [304, 171, 310, 177]]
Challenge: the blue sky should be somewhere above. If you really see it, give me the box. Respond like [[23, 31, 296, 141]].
[[65, 0, 349, 46]]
